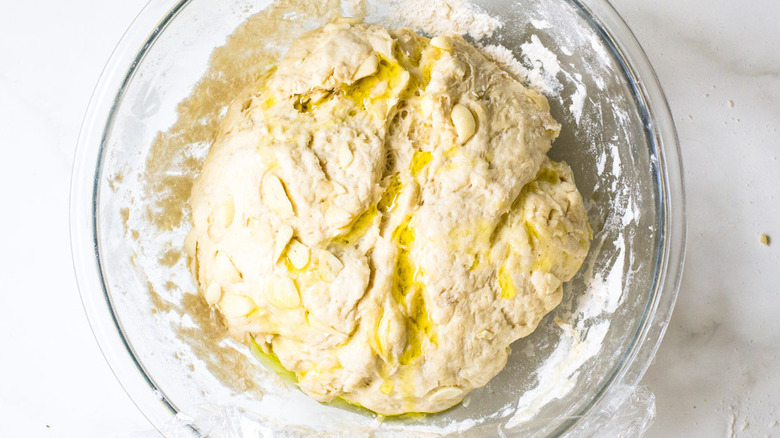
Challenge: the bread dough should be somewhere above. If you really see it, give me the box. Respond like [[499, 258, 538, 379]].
[[186, 18, 591, 415]]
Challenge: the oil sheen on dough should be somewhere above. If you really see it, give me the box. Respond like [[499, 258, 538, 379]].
[[186, 18, 591, 415]]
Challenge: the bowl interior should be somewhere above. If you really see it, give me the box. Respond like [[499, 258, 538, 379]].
[[93, 0, 664, 435]]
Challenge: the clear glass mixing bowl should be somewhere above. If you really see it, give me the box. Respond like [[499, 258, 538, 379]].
[[70, 0, 685, 436]]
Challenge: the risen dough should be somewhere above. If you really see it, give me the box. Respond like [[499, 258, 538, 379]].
[[186, 19, 591, 415]]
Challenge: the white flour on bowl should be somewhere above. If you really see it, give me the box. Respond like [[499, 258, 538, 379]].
[[388, 0, 502, 39]]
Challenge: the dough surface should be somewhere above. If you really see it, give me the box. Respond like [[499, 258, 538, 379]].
[[186, 19, 591, 415]]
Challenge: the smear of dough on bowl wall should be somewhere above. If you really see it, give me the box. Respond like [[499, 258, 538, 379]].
[[105, 0, 655, 434], [186, 18, 591, 415]]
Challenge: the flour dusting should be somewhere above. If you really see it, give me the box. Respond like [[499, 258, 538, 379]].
[[389, 0, 501, 39], [507, 321, 610, 428], [479, 44, 529, 82], [520, 34, 563, 93]]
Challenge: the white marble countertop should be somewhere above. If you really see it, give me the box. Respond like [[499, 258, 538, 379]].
[[1, 0, 778, 436]]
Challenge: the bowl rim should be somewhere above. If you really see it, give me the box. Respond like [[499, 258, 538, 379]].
[[69, 0, 686, 435]]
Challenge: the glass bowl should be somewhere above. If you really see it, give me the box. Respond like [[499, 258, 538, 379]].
[[70, 0, 685, 436]]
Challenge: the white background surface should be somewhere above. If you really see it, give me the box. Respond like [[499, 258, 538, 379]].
[[1, 0, 778, 436]]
